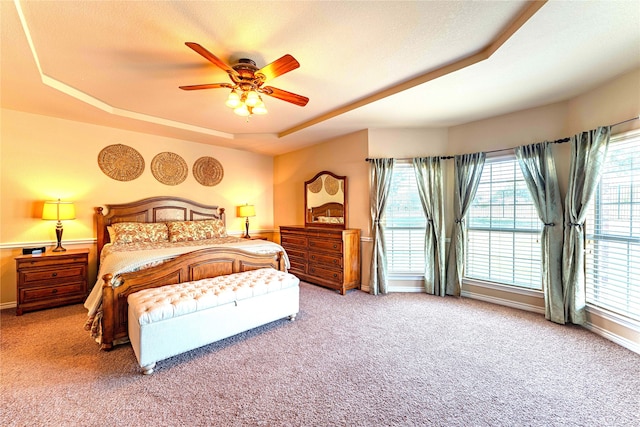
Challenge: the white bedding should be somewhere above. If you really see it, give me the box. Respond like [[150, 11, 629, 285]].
[[83, 237, 290, 339]]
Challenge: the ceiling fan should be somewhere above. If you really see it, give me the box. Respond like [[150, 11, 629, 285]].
[[179, 42, 309, 116]]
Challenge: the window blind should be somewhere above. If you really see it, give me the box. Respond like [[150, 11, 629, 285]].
[[586, 132, 640, 321], [383, 162, 426, 275], [465, 156, 543, 289]]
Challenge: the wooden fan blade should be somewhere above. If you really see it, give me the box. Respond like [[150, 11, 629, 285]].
[[256, 54, 300, 82], [262, 86, 309, 107], [179, 83, 233, 91], [185, 42, 238, 76]]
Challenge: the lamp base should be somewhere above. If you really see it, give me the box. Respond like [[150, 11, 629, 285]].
[[242, 217, 251, 239], [52, 222, 67, 251]]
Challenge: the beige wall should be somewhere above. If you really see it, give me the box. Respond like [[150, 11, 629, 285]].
[[0, 109, 274, 305], [273, 130, 369, 281]]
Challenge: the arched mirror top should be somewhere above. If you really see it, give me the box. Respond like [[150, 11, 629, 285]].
[[305, 171, 347, 229]]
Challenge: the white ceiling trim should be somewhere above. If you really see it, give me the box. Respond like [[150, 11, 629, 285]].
[[14, 0, 236, 140]]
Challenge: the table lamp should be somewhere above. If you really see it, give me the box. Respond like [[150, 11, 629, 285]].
[[237, 204, 256, 239], [42, 199, 76, 252]]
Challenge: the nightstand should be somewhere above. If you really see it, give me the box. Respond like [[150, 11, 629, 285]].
[[15, 249, 89, 315]]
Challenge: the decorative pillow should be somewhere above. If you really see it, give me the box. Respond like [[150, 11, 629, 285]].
[[167, 219, 227, 242], [111, 222, 169, 245]]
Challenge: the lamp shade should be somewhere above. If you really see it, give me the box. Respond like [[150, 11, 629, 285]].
[[42, 199, 76, 221], [237, 204, 256, 218]]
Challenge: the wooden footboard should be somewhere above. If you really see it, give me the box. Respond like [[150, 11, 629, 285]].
[[100, 247, 285, 350]]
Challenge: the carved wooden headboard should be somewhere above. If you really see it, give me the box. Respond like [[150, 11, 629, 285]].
[[311, 202, 344, 219], [96, 196, 225, 258]]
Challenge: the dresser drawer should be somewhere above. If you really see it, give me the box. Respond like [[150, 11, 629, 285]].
[[308, 238, 342, 253], [308, 264, 343, 284], [309, 252, 342, 268], [281, 235, 308, 248], [20, 282, 86, 304], [285, 247, 307, 260], [288, 257, 308, 273], [20, 265, 86, 285]]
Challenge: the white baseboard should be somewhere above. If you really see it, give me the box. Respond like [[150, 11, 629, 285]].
[[1, 301, 17, 310], [583, 321, 640, 355], [461, 289, 546, 315]]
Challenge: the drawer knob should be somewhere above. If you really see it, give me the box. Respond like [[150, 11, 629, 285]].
[[333, 273, 337, 278], [52, 289, 58, 294], [51, 273, 58, 277], [333, 244, 337, 249], [311, 255, 315, 259], [333, 260, 337, 264]]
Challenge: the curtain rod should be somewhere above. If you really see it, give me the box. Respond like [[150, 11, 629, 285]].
[[365, 115, 639, 162]]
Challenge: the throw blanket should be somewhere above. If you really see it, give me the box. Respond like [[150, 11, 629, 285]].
[[83, 237, 290, 342]]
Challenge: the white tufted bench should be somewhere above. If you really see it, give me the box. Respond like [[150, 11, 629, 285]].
[[128, 268, 300, 374]]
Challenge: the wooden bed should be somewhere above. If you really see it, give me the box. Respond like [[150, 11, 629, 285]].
[[94, 196, 286, 350]]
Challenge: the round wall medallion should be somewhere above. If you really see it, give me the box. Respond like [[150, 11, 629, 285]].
[[324, 175, 339, 195], [307, 176, 323, 193], [151, 152, 188, 186], [193, 156, 224, 186], [97, 144, 145, 181]]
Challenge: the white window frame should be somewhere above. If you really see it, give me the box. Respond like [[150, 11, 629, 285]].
[[585, 129, 640, 322], [464, 153, 543, 291], [382, 161, 426, 289]]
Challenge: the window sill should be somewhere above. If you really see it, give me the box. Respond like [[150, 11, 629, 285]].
[[462, 277, 543, 298]]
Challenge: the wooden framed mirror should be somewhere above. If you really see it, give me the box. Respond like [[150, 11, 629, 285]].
[[304, 171, 347, 229]]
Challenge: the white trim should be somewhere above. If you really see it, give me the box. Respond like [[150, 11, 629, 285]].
[[584, 305, 640, 354], [583, 322, 639, 355], [462, 278, 543, 297], [0, 238, 97, 250], [460, 288, 545, 315], [1, 301, 17, 311]]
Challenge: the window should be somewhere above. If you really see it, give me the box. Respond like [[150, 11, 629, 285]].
[[585, 131, 640, 321], [383, 162, 426, 275], [465, 155, 543, 289]]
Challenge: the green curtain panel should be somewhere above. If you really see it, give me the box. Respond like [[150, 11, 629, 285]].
[[412, 157, 446, 295], [445, 153, 486, 296], [563, 126, 611, 324], [515, 142, 564, 324], [369, 158, 395, 295]]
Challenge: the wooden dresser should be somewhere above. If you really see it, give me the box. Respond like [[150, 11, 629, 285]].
[[15, 249, 89, 315], [280, 226, 360, 295]]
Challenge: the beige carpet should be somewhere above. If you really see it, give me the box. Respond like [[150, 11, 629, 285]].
[[1, 282, 639, 426]]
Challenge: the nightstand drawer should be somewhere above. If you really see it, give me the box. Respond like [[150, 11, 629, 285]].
[[20, 282, 86, 303], [15, 249, 89, 315], [20, 265, 86, 285]]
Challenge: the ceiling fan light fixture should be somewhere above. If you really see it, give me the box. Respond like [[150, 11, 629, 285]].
[[234, 104, 251, 117], [252, 100, 268, 115], [245, 90, 260, 107], [225, 90, 241, 108]]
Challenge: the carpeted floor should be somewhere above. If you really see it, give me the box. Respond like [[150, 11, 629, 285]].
[[1, 282, 639, 426]]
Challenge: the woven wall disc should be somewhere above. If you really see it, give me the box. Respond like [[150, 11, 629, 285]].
[[324, 175, 339, 195], [151, 152, 188, 186], [98, 144, 145, 181], [307, 176, 323, 193], [193, 156, 224, 186]]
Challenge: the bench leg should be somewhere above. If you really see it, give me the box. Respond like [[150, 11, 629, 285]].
[[142, 362, 156, 375]]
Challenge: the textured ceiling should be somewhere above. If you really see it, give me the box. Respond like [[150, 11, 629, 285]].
[[2, 0, 639, 155]]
